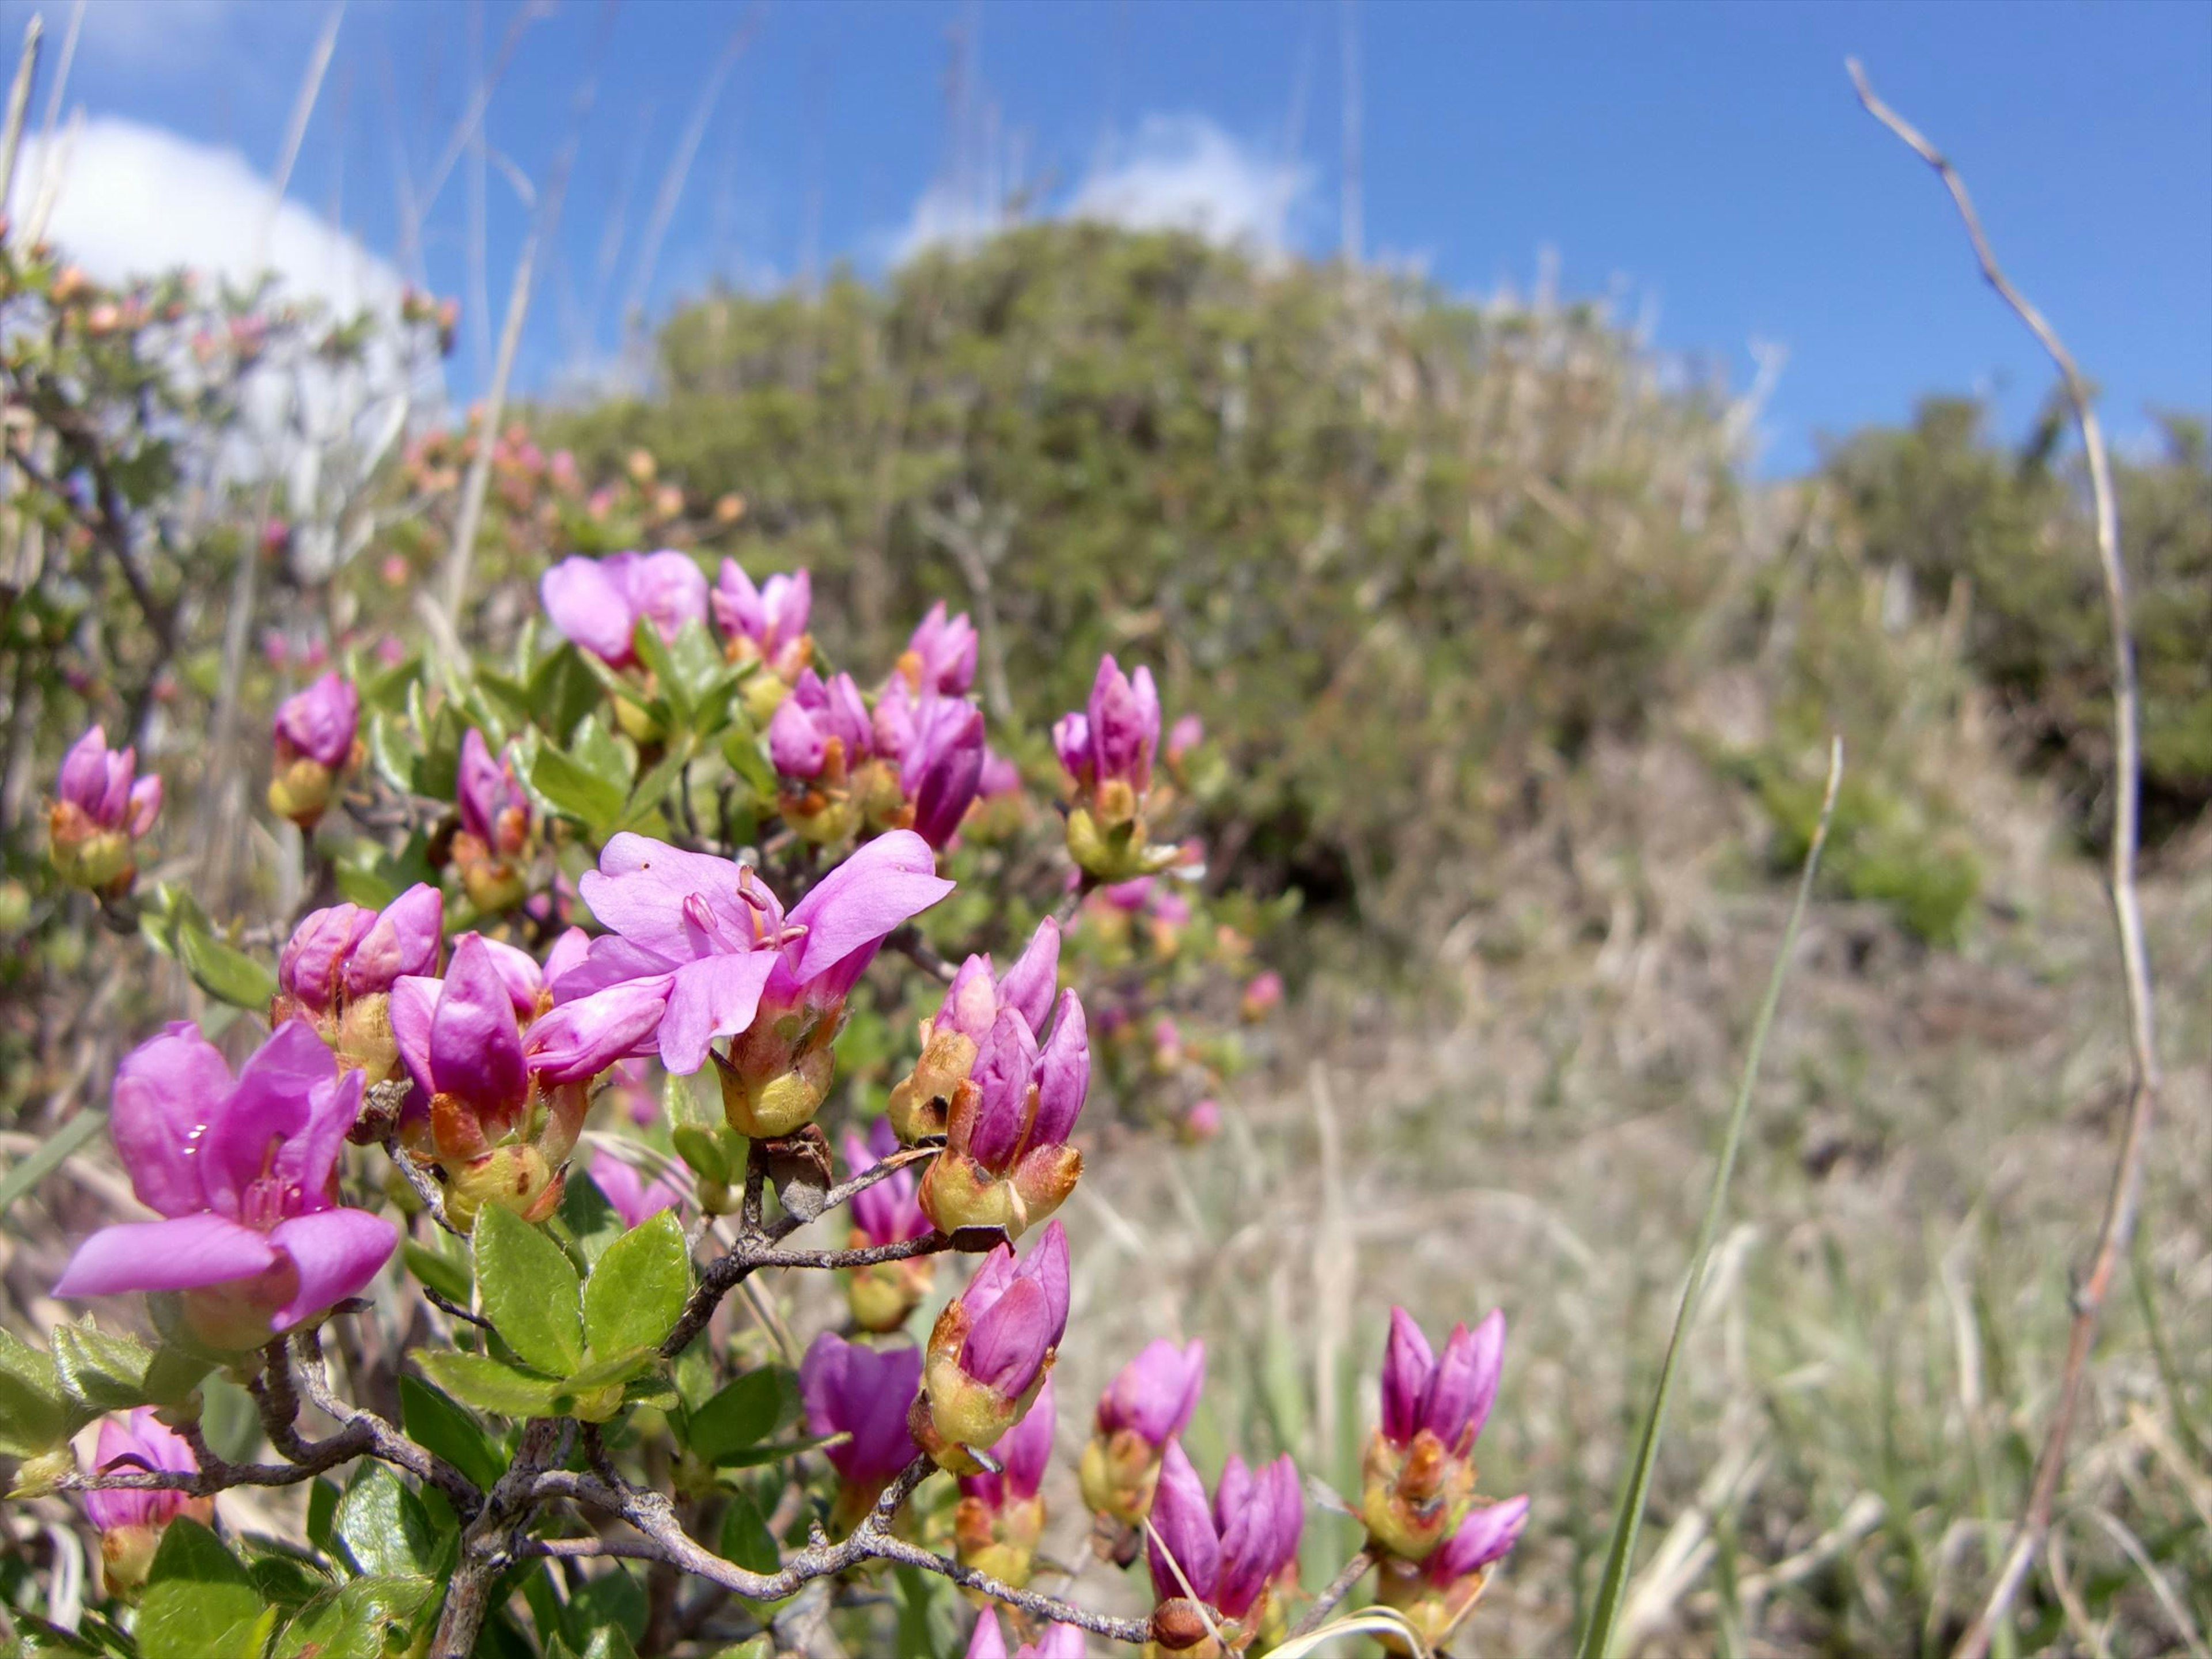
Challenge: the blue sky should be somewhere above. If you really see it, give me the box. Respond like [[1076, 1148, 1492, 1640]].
[[7, 0, 2209, 473]]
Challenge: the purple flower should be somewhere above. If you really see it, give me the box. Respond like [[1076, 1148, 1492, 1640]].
[[1428, 1495, 1530, 1584], [1097, 1339, 1206, 1447], [901, 694, 986, 849], [53, 1021, 396, 1346], [457, 729, 531, 853], [272, 672, 359, 770], [959, 1373, 1054, 1514], [1146, 1441, 1304, 1625], [590, 1150, 687, 1229], [389, 934, 664, 1224], [801, 1331, 922, 1501], [1380, 1306, 1504, 1455], [540, 550, 709, 666], [918, 1221, 1069, 1468], [900, 602, 978, 696], [563, 830, 953, 1082], [767, 669, 874, 781], [277, 884, 444, 1016], [48, 726, 161, 892], [1166, 714, 1204, 764], [1057, 656, 1158, 794], [713, 560, 812, 677], [81, 1409, 202, 1533], [918, 978, 1088, 1242], [54, 726, 162, 835], [845, 1120, 929, 1247], [888, 918, 1059, 1145]]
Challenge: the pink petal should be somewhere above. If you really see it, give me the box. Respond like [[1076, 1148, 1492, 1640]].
[[963, 1612, 1009, 1659], [54, 1214, 278, 1299], [541, 556, 638, 664], [1146, 1440, 1220, 1605], [783, 831, 953, 992], [388, 976, 440, 1095], [657, 950, 779, 1075], [996, 919, 1060, 1035], [109, 1021, 229, 1217], [267, 1207, 399, 1328], [525, 980, 669, 1082], [430, 936, 528, 1107], [199, 1021, 344, 1218]]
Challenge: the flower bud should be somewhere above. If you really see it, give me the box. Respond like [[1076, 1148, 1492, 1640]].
[[1361, 1306, 1505, 1563], [1079, 1339, 1206, 1528], [268, 672, 359, 828], [454, 729, 533, 912], [1145, 1441, 1302, 1649], [47, 726, 161, 896], [917, 989, 1086, 1242], [713, 561, 812, 680], [913, 1222, 1068, 1474], [801, 1332, 923, 1533], [272, 884, 444, 1086], [843, 1122, 935, 1332], [81, 1410, 211, 1594], [888, 919, 1059, 1143], [1372, 1495, 1529, 1654], [955, 1376, 1053, 1588]]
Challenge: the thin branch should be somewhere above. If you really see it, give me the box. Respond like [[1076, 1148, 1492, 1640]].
[[1288, 1548, 1374, 1639], [1844, 59, 2164, 1659], [661, 1229, 951, 1358]]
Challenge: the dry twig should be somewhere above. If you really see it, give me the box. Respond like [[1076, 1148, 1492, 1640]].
[[1844, 58, 2162, 1659]]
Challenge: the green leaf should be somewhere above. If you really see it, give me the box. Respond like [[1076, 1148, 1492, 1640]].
[[528, 743, 628, 838], [570, 714, 634, 791], [403, 1237, 473, 1306], [333, 1463, 442, 1580], [552, 1171, 626, 1270], [663, 618, 726, 710], [177, 922, 277, 1010], [412, 1350, 566, 1419], [138, 1518, 272, 1659], [711, 1433, 842, 1470], [720, 724, 777, 801], [581, 1630, 641, 1659], [473, 1203, 584, 1376], [238, 1540, 332, 1611], [621, 1373, 681, 1412], [619, 743, 693, 833], [670, 1124, 730, 1185], [684, 1368, 800, 1465], [271, 1575, 437, 1659], [566, 1560, 647, 1651], [0, 1109, 108, 1224], [474, 672, 533, 738], [582, 1211, 690, 1361], [368, 710, 423, 796], [306, 1477, 341, 1555], [717, 1487, 779, 1577], [51, 1320, 156, 1414], [631, 619, 683, 718], [1576, 743, 1842, 1659], [710, 1641, 773, 1659], [0, 1331, 71, 1456], [399, 1374, 506, 1491], [560, 1345, 659, 1396], [142, 1346, 215, 1408], [528, 644, 604, 741]]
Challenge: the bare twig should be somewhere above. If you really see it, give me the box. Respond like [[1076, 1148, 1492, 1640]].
[[1288, 1548, 1375, 1639], [661, 1229, 950, 1358], [1844, 59, 2163, 1659]]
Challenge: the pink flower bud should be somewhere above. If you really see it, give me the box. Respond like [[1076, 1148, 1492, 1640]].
[[801, 1331, 922, 1520], [1146, 1441, 1303, 1626], [540, 551, 709, 666], [272, 671, 358, 768], [1098, 1339, 1206, 1448], [901, 601, 979, 696], [590, 1151, 686, 1229]]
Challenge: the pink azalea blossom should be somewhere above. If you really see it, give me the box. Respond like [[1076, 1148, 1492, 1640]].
[[539, 550, 709, 666], [53, 1021, 396, 1339]]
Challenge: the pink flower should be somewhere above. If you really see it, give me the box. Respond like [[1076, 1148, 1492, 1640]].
[[918, 1221, 1070, 1465], [1147, 1441, 1304, 1624], [1166, 714, 1204, 764], [900, 601, 978, 696], [590, 1151, 687, 1229], [976, 747, 1022, 800], [712, 561, 812, 679], [277, 884, 444, 1016], [81, 1409, 200, 1533], [900, 694, 985, 849], [457, 729, 531, 855], [918, 984, 1089, 1240], [561, 831, 953, 1080], [964, 1612, 1086, 1659], [272, 672, 358, 770], [889, 918, 1060, 1145], [1055, 654, 1160, 795], [1380, 1306, 1504, 1455], [1097, 1339, 1206, 1448], [49, 726, 162, 892], [801, 1331, 922, 1494], [846, 1120, 929, 1247], [53, 1022, 396, 1345], [539, 550, 709, 666], [768, 669, 873, 781], [1428, 1495, 1530, 1584]]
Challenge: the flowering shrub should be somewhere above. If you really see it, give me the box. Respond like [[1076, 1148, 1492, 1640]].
[[2, 489, 1517, 1657]]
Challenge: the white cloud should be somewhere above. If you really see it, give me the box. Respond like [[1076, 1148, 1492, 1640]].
[[1066, 116, 1312, 251], [14, 116, 405, 316], [889, 113, 1314, 266]]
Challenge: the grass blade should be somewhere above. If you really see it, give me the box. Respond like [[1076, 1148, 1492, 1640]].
[[0, 1109, 108, 1225], [1575, 737, 1844, 1659]]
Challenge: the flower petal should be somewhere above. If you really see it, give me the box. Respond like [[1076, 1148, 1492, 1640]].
[[658, 950, 779, 1075], [388, 976, 440, 1096], [1380, 1306, 1435, 1446], [267, 1207, 399, 1328], [1028, 990, 1088, 1151], [429, 936, 528, 1108], [526, 980, 670, 1082], [344, 883, 444, 997], [109, 1021, 229, 1217], [1145, 1440, 1220, 1605], [199, 1021, 344, 1218], [541, 556, 638, 663], [783, 830, 954, 993], [996, 919, 1060, 1035], [54, 1214, 278, 1299]]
